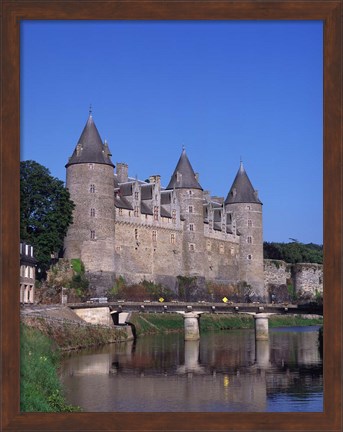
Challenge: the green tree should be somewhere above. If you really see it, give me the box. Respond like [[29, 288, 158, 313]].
[[20, 160, 75, 278], [263, 241, 323, 264]]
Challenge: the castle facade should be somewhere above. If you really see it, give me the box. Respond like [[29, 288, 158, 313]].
[[64, 113, 265, 299]]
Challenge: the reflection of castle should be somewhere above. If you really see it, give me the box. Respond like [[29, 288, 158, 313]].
[[64, 113, 265, 298], [59, 329, 322, 412]]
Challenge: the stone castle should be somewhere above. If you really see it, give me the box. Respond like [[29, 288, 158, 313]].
[[64, 112, 266, 299]]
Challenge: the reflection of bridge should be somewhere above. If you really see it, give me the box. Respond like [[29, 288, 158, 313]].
[[69, 301, 323, 316]]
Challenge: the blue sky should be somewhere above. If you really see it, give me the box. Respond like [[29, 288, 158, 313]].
[[21, 21, 323, 244]]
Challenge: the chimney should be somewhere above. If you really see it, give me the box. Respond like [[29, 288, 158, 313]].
[[116, 163, 128, 183], [149, 175, 161, 187]]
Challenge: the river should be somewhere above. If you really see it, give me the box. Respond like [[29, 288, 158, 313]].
[[59, 325, 323, 412]]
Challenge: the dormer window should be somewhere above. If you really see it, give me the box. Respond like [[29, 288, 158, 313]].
[[76, 143, 82, 156], [154, 206, 159, 221], [172, 210, 176, 224]]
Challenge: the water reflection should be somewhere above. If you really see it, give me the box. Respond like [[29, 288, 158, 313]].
[[60, 326, 323, 412]]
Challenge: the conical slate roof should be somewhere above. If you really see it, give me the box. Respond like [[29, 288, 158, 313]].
[[66, 114, 114, 168], [166, 149, 202, 190], [225, 162, 262, 205]]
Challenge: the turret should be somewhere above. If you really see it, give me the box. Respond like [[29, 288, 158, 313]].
[[166, 149, 205, 277], [225, 162, 265, 300], [64, 111, 116, 280]]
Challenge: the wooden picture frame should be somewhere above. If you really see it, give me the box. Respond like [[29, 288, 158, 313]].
[[1, 1, 341, 430]]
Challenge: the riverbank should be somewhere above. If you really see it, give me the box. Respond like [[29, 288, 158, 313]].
[[21, 313, 132, 351], [129, 312, 323, 336], [20, 323, 80, 412], [21, 311, 322, 411]]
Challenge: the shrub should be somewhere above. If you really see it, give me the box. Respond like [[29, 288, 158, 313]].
[[20, 324, 80, 412]]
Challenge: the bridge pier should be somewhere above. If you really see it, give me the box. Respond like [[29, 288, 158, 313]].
[[183, 312, 200, 341], [254, 313, 269, 341]]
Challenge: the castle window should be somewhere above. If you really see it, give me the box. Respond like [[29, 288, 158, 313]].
[[135, 229, 138, 240], [188, 205, 193, 213], [118, 208, 123, 216], [89, 163, 94, 170], [206, 240, 211, 251], [247, 236, 252, 244], [90, 230, 96, 240], [189, 190, 193, 196], [90, 208, 95, 217], [172, 210, 176, 224], [247, 205, 251, 210], [227, 213, 232, 224], [90, 184, 95, 193], [152, 230, 157, 244], [134, 191, 139, 200], [189, 243, 195, 252], [248, 219, 252, 227], [170, 233, 176, 244], [115, 246, 121, 253], [231, 247, 234, 256], [189, 223, 194, 231], [134, 206, 139, 217], [153, 206, 159, 221], [219, 244, 224, 254], [247, 254, 252, 260]]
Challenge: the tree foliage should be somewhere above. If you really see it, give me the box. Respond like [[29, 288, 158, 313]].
[[20, 160, 75, 277], [263, 241, 323, 264]]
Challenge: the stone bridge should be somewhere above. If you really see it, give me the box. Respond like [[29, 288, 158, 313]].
[[69, 300, 323, 317]]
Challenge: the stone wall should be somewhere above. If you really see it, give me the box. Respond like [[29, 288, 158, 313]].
[[292, 263, 323, 298], [73, 306, 112, 327], [264, 259, 323, 301], [264, 259, 291, 287]]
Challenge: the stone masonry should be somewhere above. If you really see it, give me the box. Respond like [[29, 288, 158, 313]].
[[64, 113, 266, 299]]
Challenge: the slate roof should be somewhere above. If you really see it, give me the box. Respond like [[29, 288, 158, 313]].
[[160, 206, 171, 218], [140, 201, 153, 215], [161, 191, 172, 205], [166, 149, 202, 190], [66, 114, 114, 168], [114, 196, 133, 210], [141, 184, 153, 200], [225, 162, 262, 205], [119, 182, 133, 197]]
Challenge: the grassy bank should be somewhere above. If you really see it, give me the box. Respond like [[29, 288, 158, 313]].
[[129, 312, 322, 336], [22, 316, 131, 350], [20, 324, 80, 412]]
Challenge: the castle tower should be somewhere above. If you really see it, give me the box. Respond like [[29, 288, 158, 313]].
[[166, 149, 205, 278], [225, 162, 265, 300], [64, 112, 116, 285]]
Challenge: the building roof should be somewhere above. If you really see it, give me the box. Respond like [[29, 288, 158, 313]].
[[225, 162, 262, 205], [66, 114, 114, 168], [114, 195, 133, 210], [141, 184, 153, 200], [166, 149, 202, 190], [161, 190, 172, 205]]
